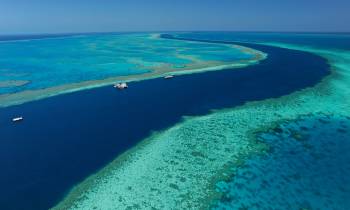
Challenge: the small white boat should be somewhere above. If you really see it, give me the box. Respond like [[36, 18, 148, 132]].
[[12, 116, 23, 122], [164, 75, 174, 79], [114, 82, 128, 89]]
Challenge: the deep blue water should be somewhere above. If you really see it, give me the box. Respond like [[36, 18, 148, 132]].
[[213, 115, 350, 210], [0, 34, 330, 210]]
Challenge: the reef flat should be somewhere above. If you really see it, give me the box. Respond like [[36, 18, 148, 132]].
[[53, 35, 349, 210], [0, 33, 265, 107], [0, 80, 29, 88]]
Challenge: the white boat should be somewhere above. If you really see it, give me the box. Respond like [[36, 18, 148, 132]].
[[114, 82, 128, 89], [164, 75, 174, 79], [12, 116, 23, 122]]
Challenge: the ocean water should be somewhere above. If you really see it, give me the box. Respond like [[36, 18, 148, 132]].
[[0, 36, 329, 209], [213, 114, 350, 210]]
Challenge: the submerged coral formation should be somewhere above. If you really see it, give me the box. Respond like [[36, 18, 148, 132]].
[[53, 39, 350, 210], [213, 114, 350, 209]]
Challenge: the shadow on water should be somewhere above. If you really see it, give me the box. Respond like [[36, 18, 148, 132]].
[[0, 35, 330, 209]]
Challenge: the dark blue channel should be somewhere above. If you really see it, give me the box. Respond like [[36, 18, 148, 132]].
[[0, 35, 330, 210]]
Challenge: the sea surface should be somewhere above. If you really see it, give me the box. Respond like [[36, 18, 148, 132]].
[[0, 32, 348, 209]]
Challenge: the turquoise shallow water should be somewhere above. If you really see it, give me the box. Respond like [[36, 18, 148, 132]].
[[213, 114, 350, 210], [0, 33, 254, 96]]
